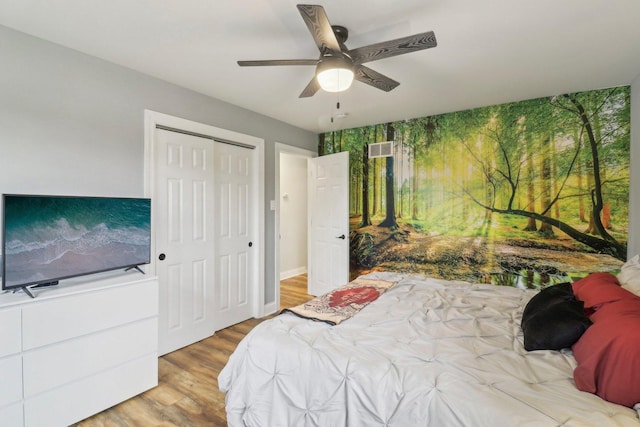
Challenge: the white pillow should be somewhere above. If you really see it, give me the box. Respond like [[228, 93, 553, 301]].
[[617, 254, 640, 296]]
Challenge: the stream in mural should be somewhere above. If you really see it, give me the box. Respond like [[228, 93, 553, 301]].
[[321, 86, 630, 289]]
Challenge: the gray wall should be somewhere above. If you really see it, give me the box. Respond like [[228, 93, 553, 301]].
[[0, 25, 317, 305]]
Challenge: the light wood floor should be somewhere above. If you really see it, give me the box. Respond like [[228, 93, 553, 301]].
[[74, 274, 312, 427]]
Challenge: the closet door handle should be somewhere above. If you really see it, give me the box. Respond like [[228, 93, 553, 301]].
[[336, 234, 346, 240]]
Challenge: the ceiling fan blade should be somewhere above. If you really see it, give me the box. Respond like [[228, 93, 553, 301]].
[[349, 31, 437, 64], [299, 77, 321, 98], [297, 4, 342, 55], [238, 59, 318, 67], [354, 65, 400, 92]]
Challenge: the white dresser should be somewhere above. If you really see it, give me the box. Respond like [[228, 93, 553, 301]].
[[0, 271, 158, 427]]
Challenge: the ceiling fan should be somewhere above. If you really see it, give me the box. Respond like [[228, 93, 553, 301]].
[[237, 4, 437, 98]]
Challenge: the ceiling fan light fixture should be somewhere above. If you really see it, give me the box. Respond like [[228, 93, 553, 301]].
[[316, 57, 354, 93]]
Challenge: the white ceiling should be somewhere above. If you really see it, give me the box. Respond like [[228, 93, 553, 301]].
[[1, 0, 639, 134]]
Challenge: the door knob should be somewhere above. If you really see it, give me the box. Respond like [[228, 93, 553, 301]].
[[336, 234, 346, 239], [248, 241, 253, 247], [158, 253, 166, 261]]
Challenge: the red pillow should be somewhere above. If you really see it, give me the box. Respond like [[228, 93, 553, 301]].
[[571, 272, 634, 312], [572, 296, 640, 407]]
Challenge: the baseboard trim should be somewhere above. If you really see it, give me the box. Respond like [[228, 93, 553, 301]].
[[280, 267, 307, 281]]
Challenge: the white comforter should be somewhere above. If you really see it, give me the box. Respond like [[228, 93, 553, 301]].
[[219, 272, 639, 426]]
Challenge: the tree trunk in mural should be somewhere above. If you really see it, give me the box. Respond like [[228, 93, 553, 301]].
[[372, 126, 379, 217], [539, 134, 554, 235], [484, 149, 494, 222], [523, 131, 537, 231], [372, 157, 378, 216], [359, 127, 372, 227], [563, 93, 616, 243], [379, 123, 397, 228], [551, 137, 560, 220], [575, 130, 587, 223], [395, 131, 404, 219], [591, 111, 612, 230], [411, 141, 419, 220], [350, 163, 356, 216], [584, 154, 595, 234], [355, 172, 361, 215], [318, 133, 326, 156], [378, 156, 383, 215]]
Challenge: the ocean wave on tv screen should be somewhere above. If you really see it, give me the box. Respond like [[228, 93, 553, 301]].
[[5, 218, 149, 257]]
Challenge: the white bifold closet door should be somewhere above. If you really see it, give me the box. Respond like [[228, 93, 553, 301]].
[[154, 128, 254, 355]]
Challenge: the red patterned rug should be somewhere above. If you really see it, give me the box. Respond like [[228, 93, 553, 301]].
[[281, 277, 398, 325]]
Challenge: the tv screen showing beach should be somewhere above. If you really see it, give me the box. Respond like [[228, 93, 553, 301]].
[[2, 195, 151, 289]]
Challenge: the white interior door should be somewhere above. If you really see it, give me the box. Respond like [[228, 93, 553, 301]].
[[155, 128, 216, 355], [307, 151, 349, 296], [213, 142, 255, 330]]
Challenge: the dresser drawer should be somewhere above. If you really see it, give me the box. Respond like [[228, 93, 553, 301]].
[[23, 317, 157, 397], [0, 355, 22, 407], [22, 279, 158, 350], [0, 308, 21, 357], [24, 354, 157, 427]]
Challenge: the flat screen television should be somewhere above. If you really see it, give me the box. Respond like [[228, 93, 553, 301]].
[[2, 194, 151, 295]]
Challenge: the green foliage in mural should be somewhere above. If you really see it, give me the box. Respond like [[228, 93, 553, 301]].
[[321, 86, 630, 286]]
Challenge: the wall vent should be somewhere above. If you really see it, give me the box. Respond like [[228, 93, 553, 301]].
[[368, 141, 394, 158]]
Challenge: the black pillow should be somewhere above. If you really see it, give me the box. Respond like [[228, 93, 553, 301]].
[[522, 299, 592, 351], [521, 282, 573, 328], [521, 283, 592, 351]]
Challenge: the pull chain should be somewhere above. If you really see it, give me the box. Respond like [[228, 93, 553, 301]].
[[331, 93, 343, 124]]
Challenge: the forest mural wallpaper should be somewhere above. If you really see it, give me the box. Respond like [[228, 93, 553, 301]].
[[320, 86, 630, 288]]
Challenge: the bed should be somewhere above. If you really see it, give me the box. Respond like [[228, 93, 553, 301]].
[[219, 271, 640, 426]]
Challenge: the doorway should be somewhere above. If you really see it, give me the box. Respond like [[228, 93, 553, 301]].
[[274, 143, 315, 312]]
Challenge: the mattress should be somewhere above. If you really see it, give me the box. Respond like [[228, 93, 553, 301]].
[[219, 272, 639, 426]]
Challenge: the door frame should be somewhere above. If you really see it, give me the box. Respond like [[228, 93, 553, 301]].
[[144, 110, 265, 319], [269, 142, 316, 315]]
